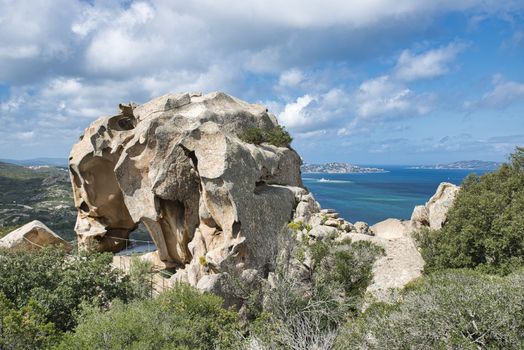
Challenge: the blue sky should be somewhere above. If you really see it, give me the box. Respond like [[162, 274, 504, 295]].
[[0, 0, 523, 164]]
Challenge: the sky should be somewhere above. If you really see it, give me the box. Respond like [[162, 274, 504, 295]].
[[0, 0, 523, 165]]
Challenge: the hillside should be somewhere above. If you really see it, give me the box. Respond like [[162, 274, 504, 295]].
[[0, 161, 76, 240], [0, 158, 69, 167], [302, 162, 386, 173], [411, 160, 502, 170]]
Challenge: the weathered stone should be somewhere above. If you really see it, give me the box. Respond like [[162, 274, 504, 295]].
[[0, 220, 71, 251], [371, 218, 411, 240], [308, 225, 338, 240], [353, 221, 372, 235], [323, 218, 340, 227], [69, 92, 304, 292], [411, 182, 459, 230]]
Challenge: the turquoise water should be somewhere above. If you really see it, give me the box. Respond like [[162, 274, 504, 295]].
[[303, 167, 489, 224]]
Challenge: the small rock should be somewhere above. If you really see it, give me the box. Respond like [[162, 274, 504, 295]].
[[323, 219, 340, 227], [353, 221, 373, 235], [340, 222, 354, 232]]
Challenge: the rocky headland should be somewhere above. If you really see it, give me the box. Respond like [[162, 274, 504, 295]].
[[2, 92, 460, 305], [410, 160, 502, 170], [302, 162, 386, 173]]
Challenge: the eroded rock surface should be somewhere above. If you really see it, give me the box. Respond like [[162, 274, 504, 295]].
[[0, 220, 71, 251], [70, 92, 303, 291], [411, 182, 460, 230]]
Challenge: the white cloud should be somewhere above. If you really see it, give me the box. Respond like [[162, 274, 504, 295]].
[[278, 94, 315, 129], [0, 0, 522, 158], [16, 131, 35, 140], [466, 74, 524, 109], [394, 43, 464, 81], [278, 69, 305, 87], [354, 75, 433, 121]]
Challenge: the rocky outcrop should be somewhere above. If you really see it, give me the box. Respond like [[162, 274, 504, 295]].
[[356, 183, 460, 303], [0, 220, 71, 251], [361, 218, 424, 303], [411, 182, 459, 230], [69, 91, 460, 303], [69, 92, 304, 292]]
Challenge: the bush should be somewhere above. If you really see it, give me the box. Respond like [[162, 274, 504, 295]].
[[417, 147, 524, 274], [238, 125, 293, 147], [0, 293, 60, 349], [243, 234, 383, 349], [56, 283, 242, 350], [0, 247, 138, 332], [0, 225, 19, 238], [335, 269, 524, 349]]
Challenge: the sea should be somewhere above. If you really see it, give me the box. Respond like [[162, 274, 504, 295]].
[[302, 166, 490, 225]]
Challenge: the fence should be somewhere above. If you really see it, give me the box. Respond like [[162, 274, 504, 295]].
[[23, 235, 173, 297]]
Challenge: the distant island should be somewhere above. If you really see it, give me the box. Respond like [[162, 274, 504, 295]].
[[301, 162, 386, 174], [410, 160, 502, 170]]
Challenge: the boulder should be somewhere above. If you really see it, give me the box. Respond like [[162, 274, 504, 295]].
[[69, 92, 304, 291], [0, 220, 71, 251], [352, 219, 424, 304], [411, 182, 459, 230], [371, 218, 411, 239], [308, 225, 339, 240], [353, 221, 373, 235], [323, 218, 340, 227]]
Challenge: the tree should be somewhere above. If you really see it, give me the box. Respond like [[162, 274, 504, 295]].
[[416, 147, 524, 274], [0, 293, 59, 349], [238, 126, 293, 147], [0, 247, 140, 331]]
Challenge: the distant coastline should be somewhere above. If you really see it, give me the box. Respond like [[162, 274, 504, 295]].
[[409, 160, 502, 170], [301, 162, 387, 174]]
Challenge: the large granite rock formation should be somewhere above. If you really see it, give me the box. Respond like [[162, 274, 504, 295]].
[[69, 91, 460, 303], [0, 220, 71, 251], [411, 182, 460, 230], [69, 92, 304, 290]]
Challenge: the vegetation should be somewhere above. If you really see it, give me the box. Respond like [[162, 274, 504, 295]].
[[56, 284, 242, 350], [2, 148, 523, 349], [0, 225, 19, 238], [416, 146, 524, 274], [238, 125, 293, 147], [239, 233, 384, 349], [335, 269, 524, 349], [0, 247, 140, 333], [0, 293, 60, 350], [0, 162, 76, 240]]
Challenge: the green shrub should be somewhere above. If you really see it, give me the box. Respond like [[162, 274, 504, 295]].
[[316, 240, 384, 297], [245, 236, 383, 349], [0, 293, 60, 349], [265, 125, 293, 147], [0, 247, 138, 332], [238, 125, 293, 147], [0, 225, 19, 238], [287, 220, 304, 232], [417, 147, 524, 275], [56, 283, 242, 350], [335, 269, 524, 349]]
